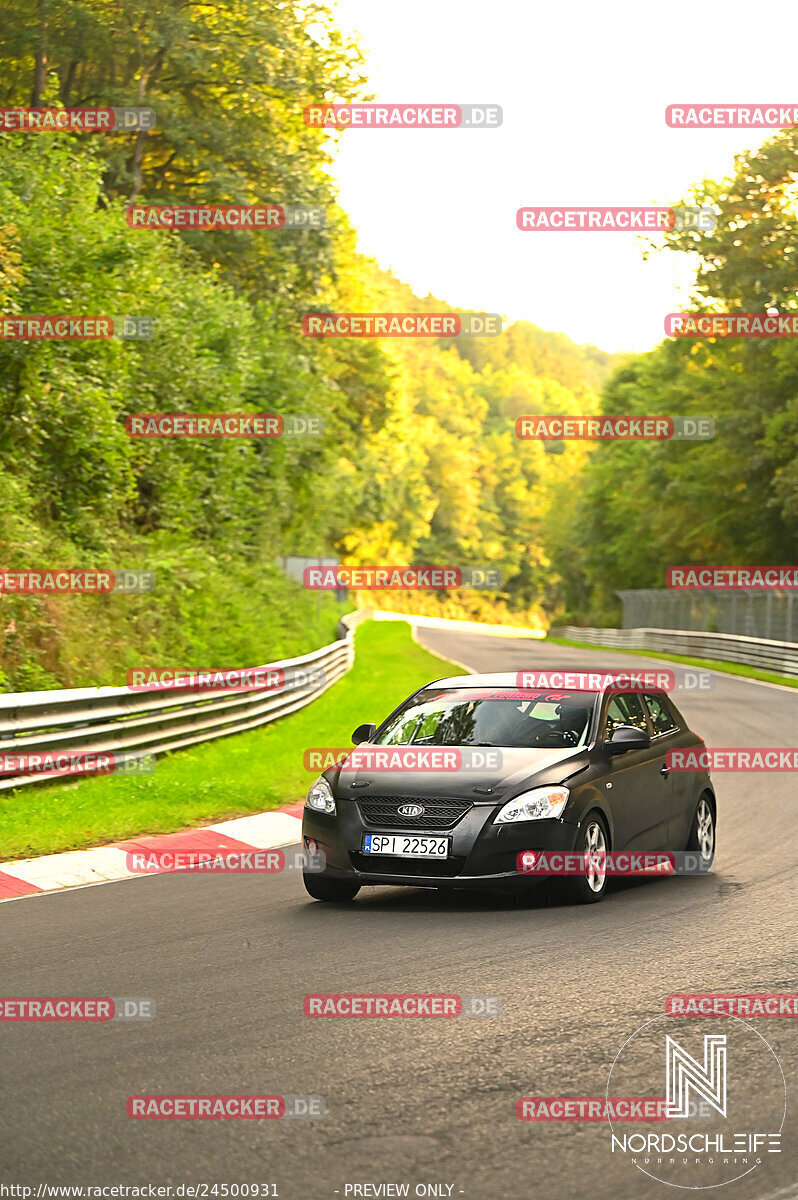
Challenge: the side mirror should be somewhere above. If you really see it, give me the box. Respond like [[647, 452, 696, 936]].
[[606, 724, 651, 755], [352, 722, 377, 745]]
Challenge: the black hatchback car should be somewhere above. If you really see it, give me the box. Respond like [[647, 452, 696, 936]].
[[301, 673, 716, 904]]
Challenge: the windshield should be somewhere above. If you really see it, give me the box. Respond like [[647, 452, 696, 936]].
[[376, 688, 598, 750]]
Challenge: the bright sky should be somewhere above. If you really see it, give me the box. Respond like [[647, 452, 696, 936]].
[[327, 0, 794, 353]]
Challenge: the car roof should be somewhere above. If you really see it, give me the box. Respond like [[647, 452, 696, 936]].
[[425, 673, 601, 690], [422, 674, 671, 698]]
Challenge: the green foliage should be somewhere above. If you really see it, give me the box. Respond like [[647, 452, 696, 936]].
[[549, 130, 798, 623], [0, 131, 356, 685], [0, 123, 607, 684], [0, 0, 370, 304], [0, 0, 622, 686]]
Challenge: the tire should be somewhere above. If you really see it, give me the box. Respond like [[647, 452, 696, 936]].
[[303, 871, 361, 902], [686, 794, 715, 868], [560, 812, 610, 904]]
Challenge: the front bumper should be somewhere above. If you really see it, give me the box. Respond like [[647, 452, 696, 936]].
[[302, 798, 581, 890]]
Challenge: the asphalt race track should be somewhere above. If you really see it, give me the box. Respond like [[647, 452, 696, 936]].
[[2, 629, 797, 1200]]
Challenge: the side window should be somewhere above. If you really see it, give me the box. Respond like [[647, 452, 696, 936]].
[[604, 693, 648, 740], [643, 693, 678, 736]]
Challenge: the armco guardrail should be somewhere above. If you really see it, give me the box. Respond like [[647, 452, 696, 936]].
[[551, 625, 798, 679], [0, 613, 363, 791], [371, 610, 545, 638]]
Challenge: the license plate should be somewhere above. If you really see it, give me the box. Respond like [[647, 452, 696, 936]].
[[362, 833, 450, 858]]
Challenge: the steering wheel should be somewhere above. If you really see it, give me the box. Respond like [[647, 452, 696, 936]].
[[533, 727, 567, 747]]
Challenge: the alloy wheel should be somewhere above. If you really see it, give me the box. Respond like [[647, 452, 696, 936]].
[[585, 820, 607, 892], [696, 798, 714, 860]]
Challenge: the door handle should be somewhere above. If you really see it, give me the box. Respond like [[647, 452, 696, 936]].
[[660, 764, 670, 777]]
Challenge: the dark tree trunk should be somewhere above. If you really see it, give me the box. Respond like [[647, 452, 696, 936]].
[[30, 0, 48, 106]]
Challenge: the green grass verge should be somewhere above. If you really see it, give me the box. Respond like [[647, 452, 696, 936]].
[[0, 620, 464, 861], [546, 635, 798, 689]]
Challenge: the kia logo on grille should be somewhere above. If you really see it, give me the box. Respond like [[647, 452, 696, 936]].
[[397, 804, 424, 818]]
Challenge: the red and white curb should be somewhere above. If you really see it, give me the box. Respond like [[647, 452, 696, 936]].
[[0, 803, 304, 903]]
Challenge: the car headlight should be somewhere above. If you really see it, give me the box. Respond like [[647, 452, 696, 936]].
[[306, 777, 336, 815], [494, 785, 569, 823]]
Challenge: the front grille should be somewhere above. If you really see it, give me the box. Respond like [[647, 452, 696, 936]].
[[356, 795, 473, 831]]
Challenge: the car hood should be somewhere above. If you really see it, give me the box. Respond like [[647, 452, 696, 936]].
[[326, 744, 590, 801]]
